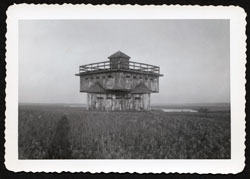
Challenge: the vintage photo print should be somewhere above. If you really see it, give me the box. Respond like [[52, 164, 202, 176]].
[[5, 4, 246, 173]]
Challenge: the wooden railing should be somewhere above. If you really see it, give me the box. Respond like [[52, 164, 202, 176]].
[[79, 61, 160, 74]]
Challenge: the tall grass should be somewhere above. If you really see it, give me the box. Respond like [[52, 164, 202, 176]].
[[18, 105, 230, 159]]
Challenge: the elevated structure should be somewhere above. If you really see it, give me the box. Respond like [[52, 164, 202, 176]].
[[75, 51, 163, 111]]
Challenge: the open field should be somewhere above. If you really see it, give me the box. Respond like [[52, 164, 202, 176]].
[[18, 103, 230, 159]]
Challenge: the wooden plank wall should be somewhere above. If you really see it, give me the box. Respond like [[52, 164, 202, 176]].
[[80, 72, 159, 93], [87, 93, 151, 111]]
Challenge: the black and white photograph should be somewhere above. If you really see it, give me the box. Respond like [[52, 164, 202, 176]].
[[18, 19, 231, 159], [5, 4, 246, 173]]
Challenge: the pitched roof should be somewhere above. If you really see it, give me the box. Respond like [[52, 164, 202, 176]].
[[87, 82, 106, 93], [131, 83, 151, 94], [108, 51, 130, 59]]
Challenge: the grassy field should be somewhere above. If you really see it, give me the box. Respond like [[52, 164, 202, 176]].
[[18, 104, 230, 159]]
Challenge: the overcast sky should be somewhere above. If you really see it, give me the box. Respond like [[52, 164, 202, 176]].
[[19, 20, 230, 104]]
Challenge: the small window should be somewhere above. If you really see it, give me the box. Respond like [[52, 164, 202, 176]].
[[126, 75, 130, 78], [133, 76, 137, 79], [108, 75, 112, 78], [145, 77, 148, 80], [139, 76, 142, 79], [135, 97, 141, 100], [125, 97, 131, 99], [150, 78, 154, 81], [85, 77, 88, 80], [107, 97, 112, 99], [96, 76, 100, 79], [97, 97, 103, 99], [116, 96, 122, 99], [90, 77, 94, 80]]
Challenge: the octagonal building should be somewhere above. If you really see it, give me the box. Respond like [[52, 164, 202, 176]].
[[75, 51, 163, 111]]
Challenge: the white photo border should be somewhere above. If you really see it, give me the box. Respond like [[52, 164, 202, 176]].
[[5, 4, 246, 174]]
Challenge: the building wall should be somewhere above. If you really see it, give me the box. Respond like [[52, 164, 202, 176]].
[[87, 93, 150, 111], [80, 72, 159, 93], [110, 58, 129, 69]]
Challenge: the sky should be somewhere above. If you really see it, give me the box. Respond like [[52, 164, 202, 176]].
[[19, 20, 230, 104]]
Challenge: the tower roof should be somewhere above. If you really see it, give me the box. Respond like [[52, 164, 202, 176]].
[[87, 82, 106, 93], [131, 83, 151, 94], [108, 51, 130, 59]]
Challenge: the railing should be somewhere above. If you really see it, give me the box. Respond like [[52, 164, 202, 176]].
[[79, 61, 160, 74]]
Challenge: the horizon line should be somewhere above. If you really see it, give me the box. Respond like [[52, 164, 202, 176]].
[[18, 102, 230, 105]]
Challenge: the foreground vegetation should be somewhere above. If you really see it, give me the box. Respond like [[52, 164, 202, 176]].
[[19, 104, 230, 159]]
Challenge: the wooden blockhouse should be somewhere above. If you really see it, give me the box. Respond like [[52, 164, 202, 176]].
[[75, 51, 163, 111]]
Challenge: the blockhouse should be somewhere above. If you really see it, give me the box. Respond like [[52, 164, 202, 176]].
[[75, 51, 163, 111]]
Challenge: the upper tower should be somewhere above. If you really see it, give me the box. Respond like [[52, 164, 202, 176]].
[[108, 51, 130, 69]]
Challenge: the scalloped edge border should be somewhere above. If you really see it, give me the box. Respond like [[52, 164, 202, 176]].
[[4, 4, 247, 174]]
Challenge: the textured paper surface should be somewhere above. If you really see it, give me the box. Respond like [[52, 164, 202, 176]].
[[5, 4, 246, 173]]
